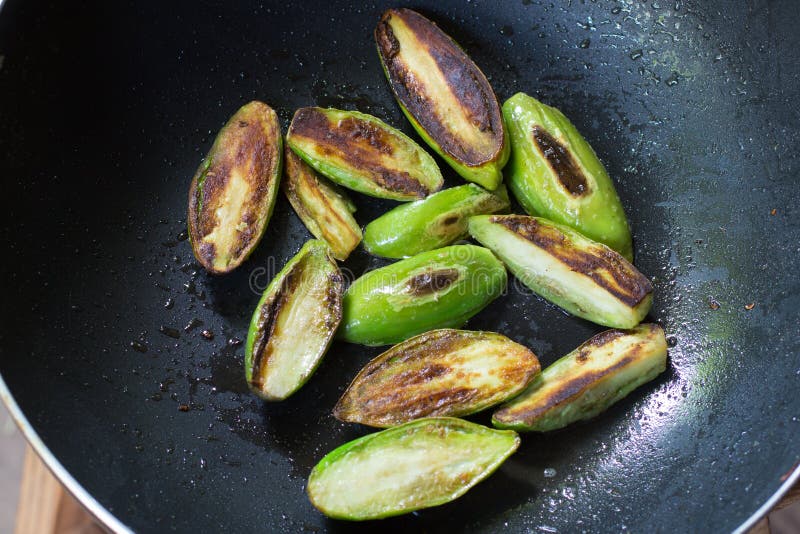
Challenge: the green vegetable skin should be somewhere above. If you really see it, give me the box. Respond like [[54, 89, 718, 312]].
[[503, 93, 633, 260], [187, 101, 282, 274], [492, 324, 667, 432], [245, 240, 343, 401], [334, 329, 540, 427], [363, 183, 510, 258], [307, 417, 519, 520], [339, 245, 507, 346], [468, 215, 652, 329], [286, 107, 443, 201], [375, 8, 509, 190], [282, 146, 362, 260]]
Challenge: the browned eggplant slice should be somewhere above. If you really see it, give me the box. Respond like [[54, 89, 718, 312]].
[[334, 329, 541, 427], [187, 101, 282, 274], [375, 8, 509, 190]]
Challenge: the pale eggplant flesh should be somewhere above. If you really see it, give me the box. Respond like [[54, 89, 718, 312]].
[[282, 146, 362, 260], [245, 240, 343, 401], [375, 8, 509, 190], [286, 106, 442, 201], [468, 214, 652, 329], [188, 101, 282, 274], [492, 324, 668, 432], [307, 417, 519, 520], [334, 329, 541, 427]]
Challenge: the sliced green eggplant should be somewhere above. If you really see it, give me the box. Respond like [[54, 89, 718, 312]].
[[245, 240, 343, 401], [503, 92, 633, 260], [363, 183, 509, 259], [286, 107, 442, 201], [307, 417, 519, 520], [282, 146, 362, 260], [188, 101, 282, 273], [339, 245, 506, 346], [334, 329, 540, 427], [375, 8, 509, 190], [492, 324, 667, 432], [468, 215, 652, 329]]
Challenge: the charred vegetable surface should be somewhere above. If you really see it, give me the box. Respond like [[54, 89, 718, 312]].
[[503, 93, 633, 259], [188, 101, 282, 273], [282, 147, 361, 260], [492, 324, 667, 432], [334, 329, 540, 427], [245, 240, 343, 401], [307, 417, 519, 520], [469, 215, 652, 329], [363, 183, 509, 258], [339, 245, 507, 346], [286, 107, 442, 201], [375, 8, 509, 190]]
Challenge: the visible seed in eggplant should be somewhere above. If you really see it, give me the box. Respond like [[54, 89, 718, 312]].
[[468, 215, 652, 329], [334, 329, 541, 427], [307, 417, 519, 520], [245, 240, 343, 401], [492, 324, 667, 432], [286, 107, 442, 201], [375, 8, 509, 190], [187, 101, 283, 274]]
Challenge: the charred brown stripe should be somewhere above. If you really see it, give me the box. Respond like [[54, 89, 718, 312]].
[[249, 263, 304, 388], [405, 269, 461, 295], [497, 354, 638, 423], [492, 216, 652, 307], [282, 147, 355, 233], [531, 126, 589, 197], [375, 8, 504, 165], [290, 108, 429, 198]]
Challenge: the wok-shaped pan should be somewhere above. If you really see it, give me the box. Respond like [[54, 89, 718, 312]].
[[0, 0, 798, 531]]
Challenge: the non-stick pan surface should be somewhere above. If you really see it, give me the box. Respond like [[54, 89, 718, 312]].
[[1, 0, 798, 532]]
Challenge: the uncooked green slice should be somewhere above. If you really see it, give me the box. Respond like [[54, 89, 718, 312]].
[[363, 183, 509, 259], [334, 329, 540, 427], [307, 417, 519, 520], [503, 92, 632, 260], [493, 324, 667, 432], [245, 240, 343, 401], [339, 245, 507, 346]]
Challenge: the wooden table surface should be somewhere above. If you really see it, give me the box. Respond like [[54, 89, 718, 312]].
[[13, 446, 800, 533]]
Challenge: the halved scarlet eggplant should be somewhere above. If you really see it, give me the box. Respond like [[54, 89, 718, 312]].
[[375, 8, 509, 190], [188, 101, 282, 274]]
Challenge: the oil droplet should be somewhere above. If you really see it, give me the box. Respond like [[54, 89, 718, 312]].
[[164, 298, 174, 309], [201, 329, 214, 340], [579, 39, 591, 49], [544, 467, 557, 478], [130, 341, 147, 353], [500, 25, 514, 36], [159, 326, 181, 339], [611, 6, 622, 14]]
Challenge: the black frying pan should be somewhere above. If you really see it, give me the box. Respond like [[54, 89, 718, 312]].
[[1, 0, 798, 532]]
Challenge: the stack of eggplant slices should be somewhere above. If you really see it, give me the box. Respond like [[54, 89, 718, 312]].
[[186, 8, 666, 521]]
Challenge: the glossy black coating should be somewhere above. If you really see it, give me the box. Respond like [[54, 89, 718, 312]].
[[0, 0, 798, 532]]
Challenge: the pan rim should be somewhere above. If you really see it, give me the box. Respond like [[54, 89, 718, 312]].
[[0, 373, 131, 534], [1, 368, 797, 532]]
